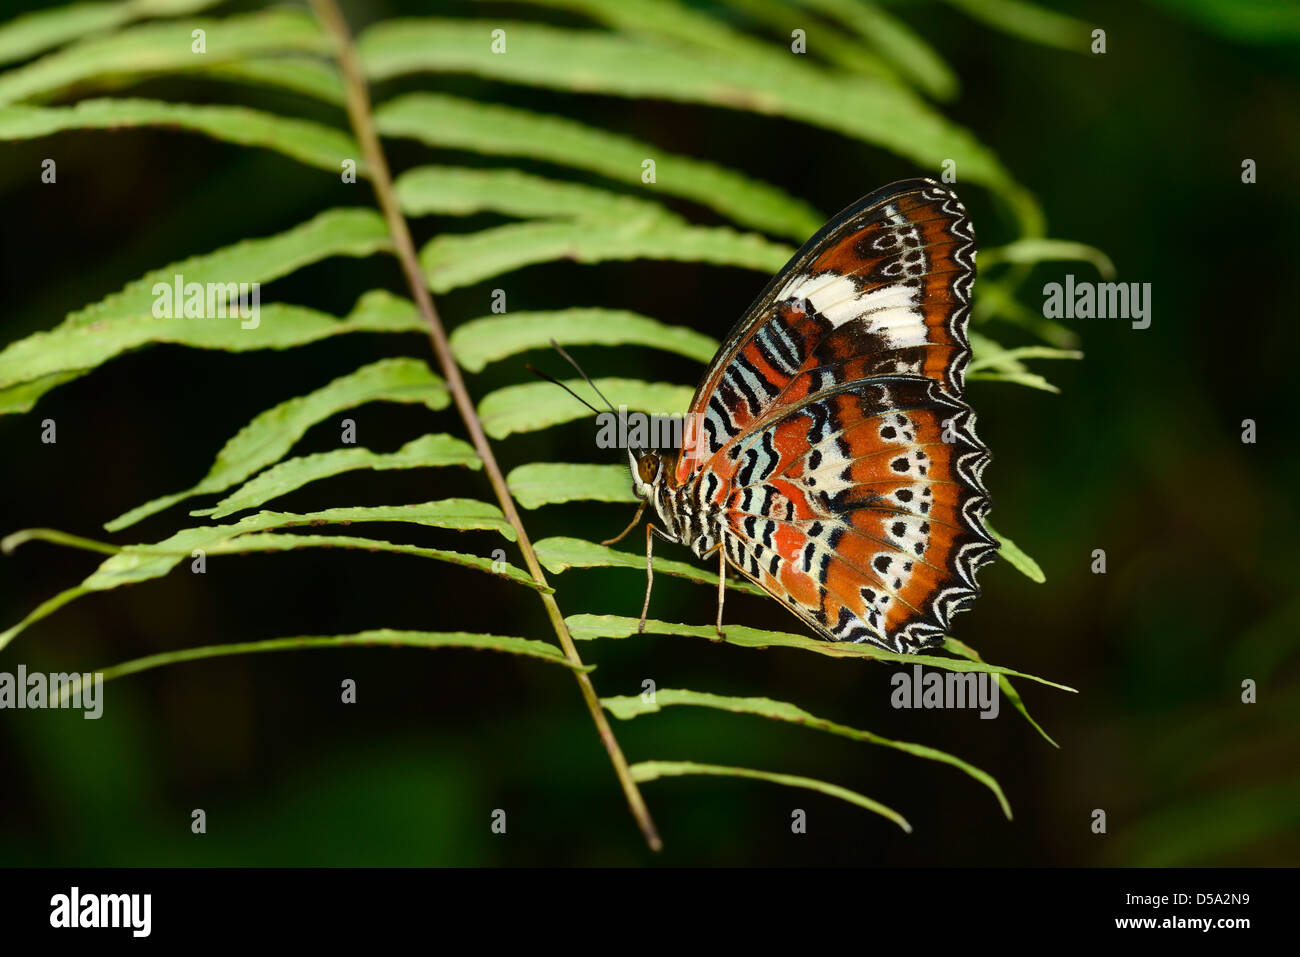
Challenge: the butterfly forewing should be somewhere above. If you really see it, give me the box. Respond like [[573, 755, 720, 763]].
[[671, 178, 995, 652]]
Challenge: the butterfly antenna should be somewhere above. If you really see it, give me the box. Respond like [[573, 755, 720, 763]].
[[549, 339, 618, 416], [524, 363, 604, 417]]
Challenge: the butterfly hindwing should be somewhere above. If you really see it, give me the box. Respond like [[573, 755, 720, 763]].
[[700, 377, 994, 650]]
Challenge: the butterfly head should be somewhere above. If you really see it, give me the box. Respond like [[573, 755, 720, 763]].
[[629, 448, 663, 500], [525, 340, 669, 511]]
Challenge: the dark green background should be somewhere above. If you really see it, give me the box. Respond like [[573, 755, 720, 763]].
[[1, 0, 1297, 865]]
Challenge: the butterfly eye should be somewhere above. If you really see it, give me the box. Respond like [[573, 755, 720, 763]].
[[637, 452, 660, 484]]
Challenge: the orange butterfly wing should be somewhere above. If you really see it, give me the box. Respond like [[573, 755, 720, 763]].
[[673, 179, 994, 650]]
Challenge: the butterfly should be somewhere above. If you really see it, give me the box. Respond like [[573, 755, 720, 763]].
[[561, 178, 996, 653]]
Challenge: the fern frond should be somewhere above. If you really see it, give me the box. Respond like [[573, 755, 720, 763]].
[[1, 501, 543, 652], [356, 18, 1025, 207], [64, 207, 391, 330], [81, 630, 594, 688], [982, 238, 1116, 277], [0, 9, 327, 104], [538, 540, 766, 596], [568, 614, 1073, 688], [396, 165, 678, 223], [602, 688, 1010, 817], [477, 378, 693, 438], [375, 92, 822, 240], [195, 434, 480, 520], [0, 292, 423, 414], [421, 218, 792, 293], [0, 0, 220, 67], [451, 310, 718, 372], [0, 98, 362, 173], [796, 0, 958, 98], [944, 0, 1094, 51], [105, 358, 448, 531], [629, 760, 912, 831]]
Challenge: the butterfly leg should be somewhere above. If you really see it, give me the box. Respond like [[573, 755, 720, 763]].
[[638, 522, 663, 633], [639, 524, 682, 632], [715, 544, 727, 641], [602, 499, 646, 546]]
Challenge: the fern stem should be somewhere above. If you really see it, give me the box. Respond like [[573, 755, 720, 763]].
[[1, 527, 121, 556], [308, 0, 663, 852]]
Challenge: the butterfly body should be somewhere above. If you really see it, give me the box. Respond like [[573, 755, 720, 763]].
[[625, 178, 997, 653]]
